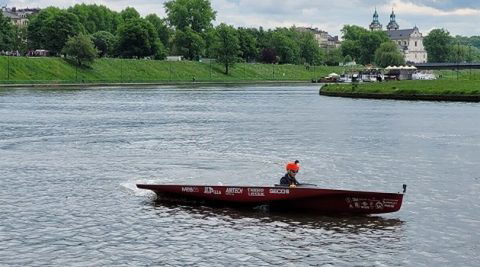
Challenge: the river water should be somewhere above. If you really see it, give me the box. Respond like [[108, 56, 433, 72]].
[[0, 85, 479, 266]]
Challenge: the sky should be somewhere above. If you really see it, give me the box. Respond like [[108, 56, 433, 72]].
[[3, 0, 480, 37]]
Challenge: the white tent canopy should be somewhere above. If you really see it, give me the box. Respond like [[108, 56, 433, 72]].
[[386, 65, 417, 70]]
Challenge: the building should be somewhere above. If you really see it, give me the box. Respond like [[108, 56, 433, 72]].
[[369, 10, 427, 64], [1, 6, 40, 27], [369, 9, 382, 31], [296, 27, 341, 49]]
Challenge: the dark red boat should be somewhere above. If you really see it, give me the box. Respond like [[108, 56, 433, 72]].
[[137, 184, 406, 215]]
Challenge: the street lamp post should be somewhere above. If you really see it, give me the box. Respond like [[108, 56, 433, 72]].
[[7, 54, 10, 81], [272, 63, 275, 80], [456, 41, 460, 80], [121, 58, 124, 82]]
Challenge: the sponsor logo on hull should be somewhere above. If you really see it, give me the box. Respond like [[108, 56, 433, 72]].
[[204, 187, 222, 195], [182, 187, 199, 193], [269, 188, 290, 194], [248, 188, 265, 197], [346, 197, 396, 210], [225, 188, 243, 195]]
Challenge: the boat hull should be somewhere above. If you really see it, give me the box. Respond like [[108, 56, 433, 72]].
[[137, 184, 404, 215]]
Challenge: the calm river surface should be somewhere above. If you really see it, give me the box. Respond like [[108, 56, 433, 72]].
[[1, 85, 479, 266]]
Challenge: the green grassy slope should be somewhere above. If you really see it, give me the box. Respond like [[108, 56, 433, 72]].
[[0, 56, 344, 84]]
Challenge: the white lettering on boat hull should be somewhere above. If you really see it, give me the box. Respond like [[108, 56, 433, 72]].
[[181, 187, 199, 193], [204, 187, 222, 195], [269, 188, 290, 194], [225, 188, 243, 195], [248, 188, 265, 197]]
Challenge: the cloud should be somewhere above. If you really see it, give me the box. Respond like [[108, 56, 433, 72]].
[[4, 0, 480, 36], [388, 0, 480, 16]]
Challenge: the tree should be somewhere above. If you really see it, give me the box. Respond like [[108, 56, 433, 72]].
[[120, 7, 140, 21], [145, 14, 171, 48], [341, 25, 369, 41], [343, 55, 353, 64], [324, 48, 343, 66], [172, 27, 205, 60], [116, 18, 160, 58], [260, 48, 277, 63], [12, 25, 28, 53], [212, 23, 240, 75], [165, 0, 216, 33], [237, 28, 258, 62], [374, 41, 405, 67], [44, 11, 84, 55], [27, 8, 84, 55], [153, 40, 167, 60], [358, 31, 389, 65], [447, 44, 476, 63], [340, 25, 388, 65], [27, 7, 62, 50], [298, 31, 324, 65], [68, 4, 122, 34], [341, 40, 361, 62], [424, 29, 453, 63], [91, 31, 116, 57], [0, 11, 15, 51], [270, 30, 300, 64], [62, 33, 97, 66]]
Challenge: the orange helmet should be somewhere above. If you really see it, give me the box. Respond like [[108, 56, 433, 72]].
[[286, 161, 300, 172]]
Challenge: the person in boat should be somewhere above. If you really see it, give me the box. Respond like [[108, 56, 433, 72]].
[[280, 160, 301, 187]]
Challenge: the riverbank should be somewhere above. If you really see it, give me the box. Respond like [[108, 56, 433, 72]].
[[320, 79, 480, 102], [0, 56, 343, 85]]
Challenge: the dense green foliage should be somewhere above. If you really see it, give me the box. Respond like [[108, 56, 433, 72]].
[[145, 14, 171, 48], [91, 31, 116, 57], [0, 12, 15, 51], [68, 4, 121, 34], [27, 7, 84, 55], [165, 0, 216, 33], [424, 29, 453, 63], [423, 29, 480, 63], [116, 18, 161, 59], [62, 33, 97, 66], [6, 1, 329, 66], [340, 25, 389, 65], [455, 35, 480, 49], [374, 41, 405, 67]]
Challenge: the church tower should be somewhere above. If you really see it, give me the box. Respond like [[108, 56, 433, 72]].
[[387, 10, 400, 31], [369, 8, 383, 31]]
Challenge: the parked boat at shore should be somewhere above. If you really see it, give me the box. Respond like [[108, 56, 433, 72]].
[[137, 183, 406, 215]]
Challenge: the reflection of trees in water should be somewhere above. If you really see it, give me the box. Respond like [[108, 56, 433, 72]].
[[147, 200, 405, 235]]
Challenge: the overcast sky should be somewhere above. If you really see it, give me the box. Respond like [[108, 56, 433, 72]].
[[3, 0, 480, 37]]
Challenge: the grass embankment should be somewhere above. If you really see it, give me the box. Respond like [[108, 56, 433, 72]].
[[0, 56, 343, 85], [321, 70, 480, 101]]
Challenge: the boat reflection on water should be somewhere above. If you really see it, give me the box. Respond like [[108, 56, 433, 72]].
[[144, 199, 405, 234]]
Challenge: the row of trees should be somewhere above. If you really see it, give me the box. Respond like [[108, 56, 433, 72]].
[[0, 1, 335, 73], [2, 0, 480, 72], [424, 29, 480, 63]]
